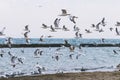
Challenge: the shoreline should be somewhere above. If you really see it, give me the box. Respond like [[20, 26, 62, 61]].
[[1, 71, 120, 80]]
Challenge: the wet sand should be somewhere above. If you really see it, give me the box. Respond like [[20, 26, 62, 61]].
[[1, 71, 120, 80]]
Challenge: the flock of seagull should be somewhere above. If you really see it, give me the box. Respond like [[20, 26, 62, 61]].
[[1, 9, 120, 77]]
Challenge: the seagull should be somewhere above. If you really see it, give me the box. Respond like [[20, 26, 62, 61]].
[[34, 49, 40, 56], [55, 55, 59, 61], [69, 15, 78, 24], [11, 56, 17, 64], [79, 44, 82, 49], [91, 24, 96, 28], [113, 50, 118, 54], [24, 25, 30, 32], [99, 28, 104, 32], [0, 27, 6, 36], [69, 54, 74, 59], [101, 38, 105, 43], [85, 29, 92, 33], [8, 51, 13, 57], [18, 58, 23, 64], [24, 31, 30, 38], [39, 35, 44, 42], [24, 31, 30, 44], [75, 32, 79, 38], [69, 45, 75, 52], [47, 35, 53, 38], [76, 54, 81, 59], [34, 49, 43, 56], [109, 27, 113, 31], [74, 25, 80, 31], [62, 25, 69, 31], [101, 17, 106, 26], [115, 22, 120, 26], [115, 27, 120, 35], [50, 25, 56, 32], [42, 23, 49, 29], [95, 22, 101, 31], [79, 33, 83, 38], [5, 37, 13, 48], [59, 9, 70, 16], [75, 31, 82, 38], [54, 18, 61, 29], [25, 38, 30, 44], [64, 40, 69, 45], [0, 50, 4, 57], [35, 62, 43, 74]]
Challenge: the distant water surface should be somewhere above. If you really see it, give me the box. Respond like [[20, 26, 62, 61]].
[[1, 38, 120, 45]]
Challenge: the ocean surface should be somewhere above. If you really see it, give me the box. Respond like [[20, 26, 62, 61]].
[[0, 38, 120, 77], [1, 38, 120, 45]]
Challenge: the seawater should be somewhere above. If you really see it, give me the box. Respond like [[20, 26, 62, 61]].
[[0, 38, 120, 77], [1, 38, 120, 45]]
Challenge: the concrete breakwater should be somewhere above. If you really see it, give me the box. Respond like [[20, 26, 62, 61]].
[[0, 43, 120, 48]]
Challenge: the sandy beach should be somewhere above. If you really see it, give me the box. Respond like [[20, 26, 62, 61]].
[[1, 71, 120, 80]]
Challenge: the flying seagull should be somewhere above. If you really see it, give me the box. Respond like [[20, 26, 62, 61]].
[[59, 9, 70, 16], [24, 25, 30, 32], [91, 24, 96, 28], [115, 22, 120, 26], [85, 29, 92, 33], [74, 25, 80, 31], [62, 25, 69, 31], [54, 18, 61, 29], [24, 31, 30, 44], [39, 35, 44, 42], [50, 25, 56, 32], [75, 31, 79, 38], [95, 22, 101, 31], [0, 27, 6, 36], [101, 17, 106, 26], [69, 15, 78, 24], [5, 37, 13, 48], [115, 27, 120, 35], [42, 23, 49, 29]]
